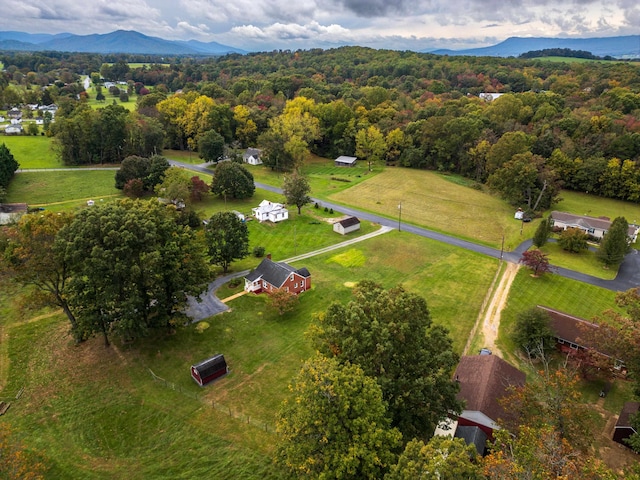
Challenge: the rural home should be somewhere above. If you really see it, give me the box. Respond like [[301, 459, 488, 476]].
[[333, 216, 361, 235], [190, 354, 228, 387], [334, 155, 357, 167], [550, 211, 640, 242], [538, 305, 626, 373], [0, 203, 28, 225], [454, 355, 526, 439], [243, 148, 262, 165], [613, 402, 640, 447], [244, 257, 311, 295], [4, 125, 23, 135], [479, 92, 505, 101], [252, 200, 288, 223], [35, 117, 44, 125], [7, 107, 22, 120]]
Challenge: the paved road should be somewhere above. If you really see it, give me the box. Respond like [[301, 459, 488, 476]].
[[185, 225, 394, 321], [167, 160, 640, 294]]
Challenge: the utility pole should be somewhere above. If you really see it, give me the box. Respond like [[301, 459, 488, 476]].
[[398, 202, 402, 232]]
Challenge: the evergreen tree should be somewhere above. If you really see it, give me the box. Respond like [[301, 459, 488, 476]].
[[532, 216, 552, 248], [0, 143, 19, 189], [597, 216, 630, 267]]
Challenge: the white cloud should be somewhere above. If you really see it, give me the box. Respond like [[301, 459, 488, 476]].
[[0, 0, 636, 51]]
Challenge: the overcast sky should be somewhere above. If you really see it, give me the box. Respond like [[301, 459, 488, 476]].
[[1, 0, 638, 51]]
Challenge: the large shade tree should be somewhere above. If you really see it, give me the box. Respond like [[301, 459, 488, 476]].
[[57, 199, 209, 345], [275, 355, 402, 479], [311, 281, 461, 440], [0, 211, 80, 339], [282, 172, 311, 214], [204, 211, 250, 274], [210, 161, 255, 201]]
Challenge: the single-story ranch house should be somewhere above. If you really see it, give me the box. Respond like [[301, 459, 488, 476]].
[[550, 211, 640, 243], [333, 216, 360, 235], [244, 257, 311, 295], [334, 155, 357, 167], [252, 200, 288, 223], [538, 305, 626, 373]]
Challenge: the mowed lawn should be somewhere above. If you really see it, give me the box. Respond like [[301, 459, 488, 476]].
[[2, 135, 63, 169], [329, 168, 526, 249], [1, 232, 497, 479], [6, 170, 121, 207]]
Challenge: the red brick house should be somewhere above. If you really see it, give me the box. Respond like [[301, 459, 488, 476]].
[[244, 257, 311, 295]]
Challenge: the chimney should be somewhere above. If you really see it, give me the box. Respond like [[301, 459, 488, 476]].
[[267, 253, 272, 260]]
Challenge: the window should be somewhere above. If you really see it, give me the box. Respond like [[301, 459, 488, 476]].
[[588, 228, 595, 234], [285, 287, 289, 292], [294, 283, 298, 288], [290, 274, 294, 281]]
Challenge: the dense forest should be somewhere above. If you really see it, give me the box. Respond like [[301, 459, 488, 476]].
[[2, 47, 640, 211]]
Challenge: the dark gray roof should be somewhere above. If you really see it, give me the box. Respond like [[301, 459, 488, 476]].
[[192, 354, 227, 377], [245, 258, 309, 288], [337, 216, 360, 228], [243, 148, 262, 158], [551, 211, 638, 237], [455, 425, 488, 454], [616, 402, 640, 429]]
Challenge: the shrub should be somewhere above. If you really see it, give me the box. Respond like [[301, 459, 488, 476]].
[[253, 246, 265, 257]]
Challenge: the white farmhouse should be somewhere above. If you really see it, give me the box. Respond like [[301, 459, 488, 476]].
[[252, 200, 288, 223]]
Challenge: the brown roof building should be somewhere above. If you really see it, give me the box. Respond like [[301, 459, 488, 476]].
[[454, 355, 526, 437], [613, 401, 640, 447], [550, 211, 640, 242]]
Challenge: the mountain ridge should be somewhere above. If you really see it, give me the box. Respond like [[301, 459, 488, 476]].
[[0, 30, 637, 58]]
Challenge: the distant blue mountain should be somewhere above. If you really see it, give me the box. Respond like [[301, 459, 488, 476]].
[[428, 35, 640, 58], [0, 30, 246, 56]]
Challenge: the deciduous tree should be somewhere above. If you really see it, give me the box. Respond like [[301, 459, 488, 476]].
[[0, 211, 80, 339], [205, 211, 249, 274], [311, 281, 461, 440], [282, 172, 311, 214], [198, 129, 225, 163], [267, 287, 299, 315], [387, 437, 482, 480], [275, 355, 402, 479], [356, 125, 387, 172], [58, 199, 209, 345], [520, 249, 552, 276], [210, 161, 255, 201], [558, 227, 589, 253], [511, 307, 555, 357]]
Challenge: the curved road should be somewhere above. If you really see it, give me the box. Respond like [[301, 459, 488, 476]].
[[172, 159, 640, 294]]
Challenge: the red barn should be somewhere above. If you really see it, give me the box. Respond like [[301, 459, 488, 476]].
[[244, 257, 311, 295], [191, 354, 228, 387]]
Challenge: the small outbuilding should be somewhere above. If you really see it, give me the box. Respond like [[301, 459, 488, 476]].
[[334, 155, 357, 167], [333, 216, 361, 235], [191, 354, 228, 387], [613, 401, 640, 447]]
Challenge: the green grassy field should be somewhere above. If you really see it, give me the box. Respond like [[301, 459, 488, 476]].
[[0, 231, 497, 478], [6, 170, 121, 207], [163, 149, 209, 165], [1, 135, 63, 168]]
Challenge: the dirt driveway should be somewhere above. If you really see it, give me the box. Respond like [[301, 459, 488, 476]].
[[475, 262, 520, 357]]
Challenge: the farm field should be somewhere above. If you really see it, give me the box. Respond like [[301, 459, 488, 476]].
[[0, 231, 498, 479]]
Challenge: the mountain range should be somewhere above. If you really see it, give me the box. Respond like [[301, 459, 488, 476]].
[[0, 30, 638, 58], [428, 35, 640, 59], [0, 30, 247, 56]]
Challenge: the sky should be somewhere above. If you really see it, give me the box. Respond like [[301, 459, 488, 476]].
[[1, 0, 638, 52]]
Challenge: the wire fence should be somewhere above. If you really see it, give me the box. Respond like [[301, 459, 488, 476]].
[[147, 368, 274, 433]]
